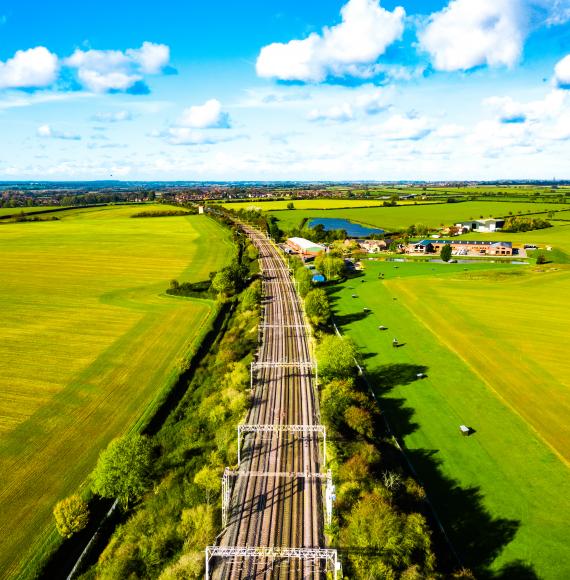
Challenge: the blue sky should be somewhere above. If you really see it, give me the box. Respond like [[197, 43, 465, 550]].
[[0, 0, 569, 180]]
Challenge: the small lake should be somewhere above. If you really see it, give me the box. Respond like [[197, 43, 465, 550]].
[[308, 218, 384, 238]]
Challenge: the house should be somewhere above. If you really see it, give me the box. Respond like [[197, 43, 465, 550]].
[[286, 237, 326, 257], [357, 239, 393, 253], [455, 218, 505, 233], [408, 239, 513, 256]]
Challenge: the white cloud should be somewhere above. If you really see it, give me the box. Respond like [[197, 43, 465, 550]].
[[554, 54, 570, 88], [356, 89, 391, 114], [419, 0, 524, 71], [178, 99, 230, 128], [373, 113, 433, 140], [484, 90, 567, 123], [0, 47, 58, 89], [434, 123, 466, 138], [127, 42, 170, 74], [92, 110, 133, 122], [256, 0, 405, 82], [37, 124, 81, 140], [307, 103, 354, 122], [64, 42, 170, 93], [156, 127, 237, 146]]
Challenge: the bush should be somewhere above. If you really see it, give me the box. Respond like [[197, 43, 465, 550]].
[[53, 495, 89, 538]]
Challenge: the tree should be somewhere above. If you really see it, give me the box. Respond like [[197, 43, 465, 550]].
[[342, 489, 435, 578], [304, 288, 331, 327], [194, 465, 223, 504], [345, 405, 374, 438], [211, 268, 235, 296], [53, 495, 89, 538], [295, 266, 314, 297], [315, 254, 345, 279], [92, 434, 153, 509], [287, 202, 295, 210], [536, 253, 547, 264], [317, 334, 358, 380], [440, 244, 452, 262]]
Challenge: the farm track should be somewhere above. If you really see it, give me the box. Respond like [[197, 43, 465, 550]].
[[212, 228, 326, 579]]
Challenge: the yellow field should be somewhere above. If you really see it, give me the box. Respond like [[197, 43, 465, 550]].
[[217, 198, 435, 211], [388, 266, 570, 465], [0, 205, 231, 577]]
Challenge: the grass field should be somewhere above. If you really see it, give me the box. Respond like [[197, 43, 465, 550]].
[[217, 199, 435, 211], [0, 206, 65, 217], [461, 223, 570, 254], [329, 261, 570, 579], [0, 205, 232, 578], [269, 201, 569, 232]]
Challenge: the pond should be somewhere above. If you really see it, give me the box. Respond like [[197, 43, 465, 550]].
[[308, 217, 384, 238]]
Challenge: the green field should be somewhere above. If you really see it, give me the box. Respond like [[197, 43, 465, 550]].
[[268, 201, 569, 232], [329, 261, 570, 578], [461, 223, 570, 254], [0, 205, 231, 577], [218, 198, 433, 211], [0, 206, 65, 217]]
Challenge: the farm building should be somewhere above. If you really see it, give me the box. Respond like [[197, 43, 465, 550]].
[[408, 239, 513, 256], [286, 237, 326, 256], [455, 218, 505, 233], [357, 239, 393, 253]]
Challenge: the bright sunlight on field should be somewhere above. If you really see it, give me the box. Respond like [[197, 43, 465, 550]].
[[0, 205, 231, 578]]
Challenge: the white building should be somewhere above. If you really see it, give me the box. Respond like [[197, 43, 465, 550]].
[[455, 218, 505, 233]]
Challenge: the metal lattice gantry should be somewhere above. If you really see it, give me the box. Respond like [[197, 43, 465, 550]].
[[237, 423, 327, 466], [221, 468, 335, 528], [204, 546, 340, 580]]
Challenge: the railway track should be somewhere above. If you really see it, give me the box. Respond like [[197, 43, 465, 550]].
[[208, 227, 336, 579]]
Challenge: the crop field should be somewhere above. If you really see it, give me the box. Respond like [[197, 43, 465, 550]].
[[0, 205, 231, 578], [329, 261, 570, 578], [217, 198, 433, 211], [269, 201, 569, 232]]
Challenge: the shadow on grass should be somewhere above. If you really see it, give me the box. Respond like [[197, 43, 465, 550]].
[[364, 363, 535, 579]]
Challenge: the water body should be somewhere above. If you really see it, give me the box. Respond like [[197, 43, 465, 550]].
[[308, 217, 384, 238]]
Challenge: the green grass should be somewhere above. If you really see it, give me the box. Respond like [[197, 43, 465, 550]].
[[269, 201, 569, 232], [329, 261, 570, 579], [0, 206, 65, 217], [217, 198, 434, 211], [0, 205, 232, 578], [460, 223, 570, 254]]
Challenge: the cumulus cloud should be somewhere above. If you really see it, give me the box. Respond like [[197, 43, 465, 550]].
[[64, 42, 170, 93], [419, 0, 524, 71], [92, 110, 133, 122], [554, 54, 570, 88], [307, 103, 354, 122], [373, 113, 433, 140], [178, 99, 231, 129], [37, 124, 81, 140], [0, 47, 58, 89], [434, 123, 466, 138], [356, 89, 391, 114], [484, 90, 567, 123], [156, 127, 238, 146], [256, 0, 405, 82]]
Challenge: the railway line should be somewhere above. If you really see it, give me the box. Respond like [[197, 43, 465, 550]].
[[207, 227, 338, 579]]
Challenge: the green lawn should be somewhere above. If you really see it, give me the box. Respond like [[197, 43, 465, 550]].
[[270, 201, 569, 232], [0, 205, 232, 578], [329, 261, 570, 579]]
